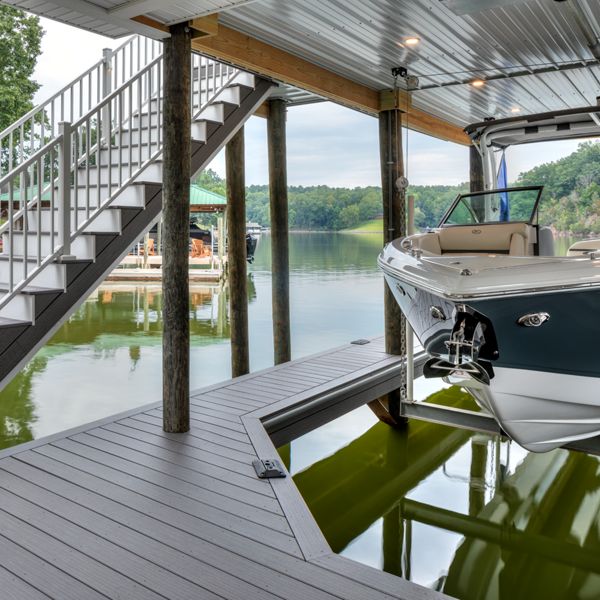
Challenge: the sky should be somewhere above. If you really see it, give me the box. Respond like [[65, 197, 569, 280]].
[[33, 17, 592, 188]]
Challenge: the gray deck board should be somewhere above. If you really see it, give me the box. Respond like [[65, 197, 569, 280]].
[[130, 411, 254, 444], [0, 564, 52, 600], [0, 337, 449, 600]]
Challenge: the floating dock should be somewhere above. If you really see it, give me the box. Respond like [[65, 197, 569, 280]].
[[0, 338, 445, 600]]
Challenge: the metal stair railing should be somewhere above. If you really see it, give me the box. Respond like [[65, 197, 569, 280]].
[[0, 35, 163, 180], [0, 49, 243, 312]]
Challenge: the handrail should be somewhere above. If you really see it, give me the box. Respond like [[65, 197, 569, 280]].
[[0, 35, 163, 179]]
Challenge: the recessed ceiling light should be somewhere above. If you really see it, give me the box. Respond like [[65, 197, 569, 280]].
[[404, 37, 420, 46], [511, 107, 521, 113], [471, 79, 485, 87]]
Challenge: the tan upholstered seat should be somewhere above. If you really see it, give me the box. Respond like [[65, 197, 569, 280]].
[[406, 223, 536, 257]]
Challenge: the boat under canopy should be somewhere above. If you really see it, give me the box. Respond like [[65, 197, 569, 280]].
[[379, 105, 600, 452]]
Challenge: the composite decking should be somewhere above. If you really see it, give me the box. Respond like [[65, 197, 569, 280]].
[[0, 337, 443, 600]]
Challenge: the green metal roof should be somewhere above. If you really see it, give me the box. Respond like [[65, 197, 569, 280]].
[[190, 185, 226, 207]]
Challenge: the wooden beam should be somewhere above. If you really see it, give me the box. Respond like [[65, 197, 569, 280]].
[[190, 24, 470, 145], [189, 14, 219, 38], [253, 101, 270, 119], [379, 89, 470, 144], [192, 25, 377, 114], [132, 14, 168, 33]]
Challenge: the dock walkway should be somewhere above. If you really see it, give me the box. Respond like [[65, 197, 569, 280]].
[[0, 337, 443, 600]]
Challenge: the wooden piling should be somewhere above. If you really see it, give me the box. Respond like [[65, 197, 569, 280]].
[[226, 127, 250, 377], [470, 145, 484, 192], [370, 108, 406, 424], [268, 98, 291, 365], [162, 23, 191, 433]]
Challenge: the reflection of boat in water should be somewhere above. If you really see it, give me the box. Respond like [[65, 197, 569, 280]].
[[292, 386, 600, 598], [379, 106, 600, 453]]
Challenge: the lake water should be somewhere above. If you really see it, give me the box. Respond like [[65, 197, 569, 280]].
[[0, 232, 387, 447], [1, 231, 598, 599]]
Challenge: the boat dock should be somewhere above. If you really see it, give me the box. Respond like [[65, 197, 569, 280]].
[[0, 337, 444, 600], [107, 267, 224, 283]]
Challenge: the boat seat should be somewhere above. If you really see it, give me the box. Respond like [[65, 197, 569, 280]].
[[406, 223, 536, 257], [567, 238, 600, 256]]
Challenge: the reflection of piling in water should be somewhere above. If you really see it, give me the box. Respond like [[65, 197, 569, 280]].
[[293, 387, 473, 552], [443, 449, 600, 598]]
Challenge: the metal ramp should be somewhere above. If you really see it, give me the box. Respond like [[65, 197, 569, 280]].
[[0, 36, 274, 389]]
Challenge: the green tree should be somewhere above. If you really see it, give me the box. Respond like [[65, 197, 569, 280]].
[[0, 6, 43, 132]]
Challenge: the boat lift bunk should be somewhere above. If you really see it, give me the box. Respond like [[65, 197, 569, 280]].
[[399, 103, 600, 456]]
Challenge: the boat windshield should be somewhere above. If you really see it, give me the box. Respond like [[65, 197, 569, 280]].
[[440, 186, 543, 227]]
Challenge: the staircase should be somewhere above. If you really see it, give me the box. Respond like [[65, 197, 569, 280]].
[[0, 35, 275, 389]]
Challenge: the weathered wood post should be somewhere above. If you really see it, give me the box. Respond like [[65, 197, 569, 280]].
[[226, 127, 250, 377], [370, 108, 406, 424], [162, 23, 191, 433], [470, 145, 484, 192], [268, 98, 291, 364]]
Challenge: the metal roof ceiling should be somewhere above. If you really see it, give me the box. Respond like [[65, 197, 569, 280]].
[[3, 0, 600, 129]]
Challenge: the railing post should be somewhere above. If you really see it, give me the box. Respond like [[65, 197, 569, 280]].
[[101, 48, 112, 147], [57, 122, 75, 261]]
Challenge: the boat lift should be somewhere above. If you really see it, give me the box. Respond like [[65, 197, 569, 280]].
[[397, 105, 600, 455]]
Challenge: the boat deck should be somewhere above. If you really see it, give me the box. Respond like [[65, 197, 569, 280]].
[[0, 337, 444, 600]]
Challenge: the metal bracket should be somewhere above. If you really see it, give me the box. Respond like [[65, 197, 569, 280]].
[[391, 66, 408, 79], [253, 458, 287, 479]]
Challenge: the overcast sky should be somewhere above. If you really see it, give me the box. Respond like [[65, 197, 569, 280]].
[[33, 17, 590, 187]]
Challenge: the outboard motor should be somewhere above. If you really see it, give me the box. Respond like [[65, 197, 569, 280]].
[[423, 304, 498, 386]]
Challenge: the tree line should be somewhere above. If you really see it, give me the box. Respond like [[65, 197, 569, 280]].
[[198, 140, 600, 233], [196, 169, 467, 230]]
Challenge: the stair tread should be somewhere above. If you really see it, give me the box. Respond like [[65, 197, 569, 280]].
[[0, 255, 92, 264], [0, 316, 31, 328], [0, 283, 62, 295]]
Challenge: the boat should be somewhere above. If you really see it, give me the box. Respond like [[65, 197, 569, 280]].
[[246, 221, 263, 236], [378, 105, 600, 453], [198, 223, 258, 263]]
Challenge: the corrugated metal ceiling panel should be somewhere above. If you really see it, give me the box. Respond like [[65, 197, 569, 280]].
[[3, 0, 130, 36], [147, 0, 252, 25], [220, 0, 600, 125], [3, 0, 600, 128]]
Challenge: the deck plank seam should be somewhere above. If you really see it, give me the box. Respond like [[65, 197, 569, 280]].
[[127, 413, 253, 444], [0, 497, 174, 600], [59, 433, 286, 516], [32, 442, 292, 532], [0, 474, 280, 600], [0, 462, 319, 599], [89, 425, 276, 497], [101, 421, 258, 470], [0, 529, 113, 600], [12, 452, 300, 554]]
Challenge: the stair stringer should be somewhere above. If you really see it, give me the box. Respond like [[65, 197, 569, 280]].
[[0, 76, 275, 391]]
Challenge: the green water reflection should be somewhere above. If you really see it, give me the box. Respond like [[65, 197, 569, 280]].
[[0, 232, 386, 445], [290, 388, 600, 599]]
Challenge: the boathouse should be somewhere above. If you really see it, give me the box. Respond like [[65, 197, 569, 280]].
[[0, 0, 598, 598]]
